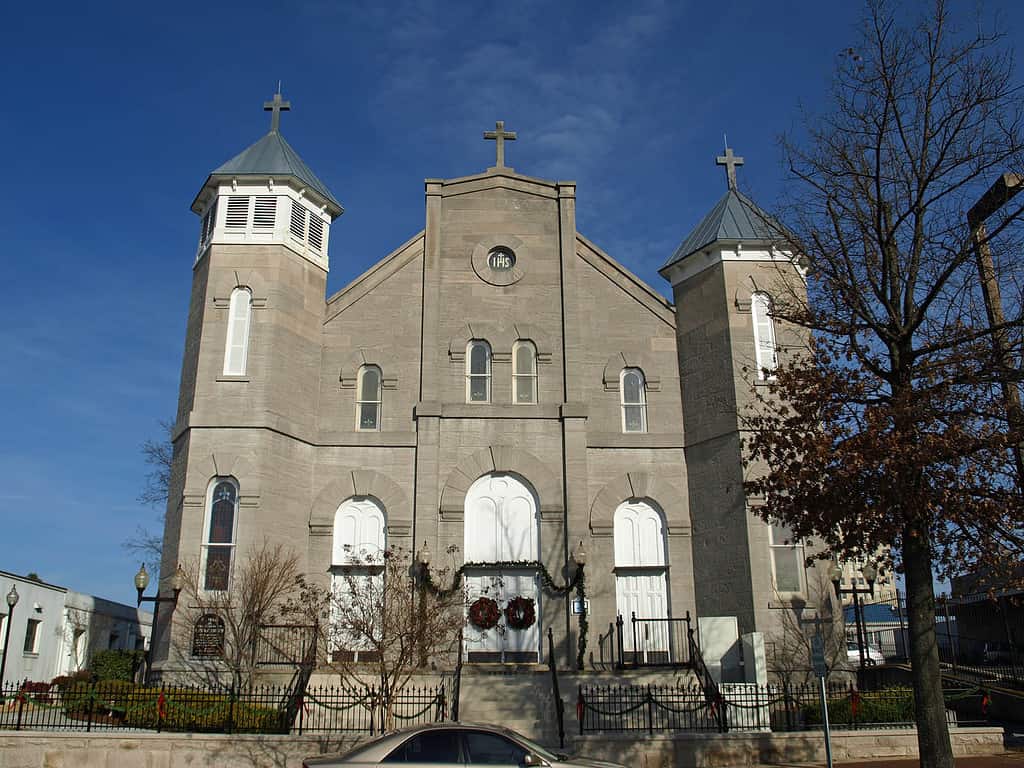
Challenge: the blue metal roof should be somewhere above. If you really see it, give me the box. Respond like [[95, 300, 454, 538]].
[[208, 130, 342, 212], [845, 604, 903, 624], [660, 189, 780, 273]]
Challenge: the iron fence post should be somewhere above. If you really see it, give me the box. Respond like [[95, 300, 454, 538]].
[[615, 615, 624, 668], [16, 683, 25, 731], [227, 682, 236, 734], [646, 684, 653, 735], [86, 681, 94, 732], [577, 685, 584, 735], [632, 612, 638, 667]]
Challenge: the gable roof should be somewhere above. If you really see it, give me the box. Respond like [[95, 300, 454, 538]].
[[208, 130, 342, 212], [660, 189, 780, 273]]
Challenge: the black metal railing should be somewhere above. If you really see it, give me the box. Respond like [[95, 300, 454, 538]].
[[0, 679, 450, 734], [256, 623, 317, 666], [614, 612, 693, 668], [577, 681, 985, 734], [547, 626, 566, 749]]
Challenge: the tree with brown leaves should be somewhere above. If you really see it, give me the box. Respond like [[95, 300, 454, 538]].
[[744, 3, 1024, 766]]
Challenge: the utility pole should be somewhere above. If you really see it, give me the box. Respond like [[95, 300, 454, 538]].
[[967, 173, 1024, 487]]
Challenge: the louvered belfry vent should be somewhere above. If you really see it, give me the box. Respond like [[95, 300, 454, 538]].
[[290, 200, 306, 240], [226, 196, 249, 228], [199, 198, 218, 247], [308, 216, 324, 251], [253, 196, 277, 228]]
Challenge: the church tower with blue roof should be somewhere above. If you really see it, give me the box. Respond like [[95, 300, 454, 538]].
[[660, 147, 808, 637]]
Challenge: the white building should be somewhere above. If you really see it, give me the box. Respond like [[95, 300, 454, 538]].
[[0, 571, 153, 687]]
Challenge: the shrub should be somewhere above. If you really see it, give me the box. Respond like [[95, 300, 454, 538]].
[[802, 687, 915, 726], [89, 649, 143, 682], [50, 671, 92, 690]]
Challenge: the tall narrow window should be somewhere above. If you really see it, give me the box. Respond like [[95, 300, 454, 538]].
[[620, 368, 647, 433], [223, 288, 253, 376], [203, 478, 238, 591], [751, 292, 778, 379], [769, 522, 804, 593], [23, 619, 41, 654], [466, 340, 491, 403], [512, 341, 537, 404], [357, 365, 382, 430]]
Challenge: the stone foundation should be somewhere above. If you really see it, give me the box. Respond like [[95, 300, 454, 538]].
[[0, 726, 1006, 768]]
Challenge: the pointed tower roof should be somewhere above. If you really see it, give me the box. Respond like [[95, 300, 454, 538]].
[[191, 90, 343, 216], [659, 145, 782, 275]]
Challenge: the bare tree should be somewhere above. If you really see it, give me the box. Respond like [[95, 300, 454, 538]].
[[768, 571, 847, 688], [744, 3, 1024, 766], [289, 546, 466, 731], [175, 540, 303, 690], [124, 419, 174, 572]]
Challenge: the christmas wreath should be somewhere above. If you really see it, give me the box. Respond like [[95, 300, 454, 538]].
[[505, 596, 536, 630], [468, 597, 501, 630]]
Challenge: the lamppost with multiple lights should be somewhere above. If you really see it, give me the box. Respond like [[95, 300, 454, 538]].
[[830, 560, 877, 671], [134, 564, 184, 685], [0, 585, 19, 691]]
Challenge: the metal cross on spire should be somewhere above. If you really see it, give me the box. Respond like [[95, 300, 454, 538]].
[[484, 120, 517, 168], [716, 145, 745, 191], [263, 85, 291, 133]]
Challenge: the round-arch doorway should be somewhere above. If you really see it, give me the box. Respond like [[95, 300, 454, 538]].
[[463, 473, 541, 663]]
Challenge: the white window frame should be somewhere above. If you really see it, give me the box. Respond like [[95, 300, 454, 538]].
[[466, 340, 492, 403], [23, 618, 41, 655], [201, 477, 240, 592], [356, 365, 382, 431], [512, 340, 538, 404], [223, 287, 253, 376], [769, 523, 805, 595], [620, 368, 648, 433], [751, 292, 778, 380]]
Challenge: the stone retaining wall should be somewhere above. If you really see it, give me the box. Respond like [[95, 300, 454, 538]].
[[567, 726, 1006, 767], [0, 725, 1006, 768]]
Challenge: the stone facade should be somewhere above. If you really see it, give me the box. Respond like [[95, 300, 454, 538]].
[[155, 110, 819, 675]]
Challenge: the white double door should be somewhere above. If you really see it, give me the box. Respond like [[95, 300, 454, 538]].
[[616, 570, 670, 661], [463, 473, 541, 663]]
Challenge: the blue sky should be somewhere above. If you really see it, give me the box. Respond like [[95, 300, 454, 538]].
[[2, 1, 1022, 606]]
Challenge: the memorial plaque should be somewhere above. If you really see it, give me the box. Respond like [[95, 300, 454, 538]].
[[192, 613, 225, 658]]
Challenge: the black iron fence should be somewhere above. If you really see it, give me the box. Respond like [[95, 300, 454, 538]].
[[0, 679, 450, 734], [851, 592, 1023, 689], [255, 623, 318, 666], [577, 682, 986, 734]]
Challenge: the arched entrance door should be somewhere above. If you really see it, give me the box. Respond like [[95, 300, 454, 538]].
[[614, 499, 671, 663], [463, 473, 541, 663]]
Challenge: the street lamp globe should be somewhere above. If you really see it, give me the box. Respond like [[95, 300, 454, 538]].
[[861, 562, 877, 583], [170, 567, 185, 593], [5, 585, 17, 609], [134, 564, 150, 592]]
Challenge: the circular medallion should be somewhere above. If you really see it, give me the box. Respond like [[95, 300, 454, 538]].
[[487, 247, 516, 271], [471, 236, 526, 286]]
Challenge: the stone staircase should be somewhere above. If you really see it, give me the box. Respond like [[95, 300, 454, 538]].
[[456, 668, 562, 747]]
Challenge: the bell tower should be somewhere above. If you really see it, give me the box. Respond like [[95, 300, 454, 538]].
[[156, 91, 343, 672]]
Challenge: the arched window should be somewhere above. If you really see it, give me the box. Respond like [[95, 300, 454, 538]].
[[751, 292, 778, 379], [512, 341, 537, 404], [614, 499, 670, 663], [223, 287, 253, 376], [769, 522, 804, 593], [202, 478, 238, 591], [332, 497, 386, 566], [466, 340, 491, 403], [356, 365, 382, 430], [620, 368, 647, 433]]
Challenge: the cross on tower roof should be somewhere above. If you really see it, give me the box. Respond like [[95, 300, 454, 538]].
[[716, 146, 744, 191], [263, 88, 291, 133], [484, 120, 517, 169]]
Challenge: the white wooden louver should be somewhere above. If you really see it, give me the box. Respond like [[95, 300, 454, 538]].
[[289, 200, 306, 240], [225, 196, 249, 229], [308, 215, 324, 251], [253, 196, 277, 228]]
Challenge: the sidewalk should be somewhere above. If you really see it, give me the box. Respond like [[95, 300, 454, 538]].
[[764, 753, 1024, 768]]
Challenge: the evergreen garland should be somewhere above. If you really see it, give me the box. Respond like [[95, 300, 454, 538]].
[[423, 559, 588, 668]]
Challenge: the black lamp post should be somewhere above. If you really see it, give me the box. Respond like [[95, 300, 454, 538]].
[[0, 584, 19, 692], [134, 564, 184, 686], [414, 542, 432, 668], [831, 559, 877, 671]]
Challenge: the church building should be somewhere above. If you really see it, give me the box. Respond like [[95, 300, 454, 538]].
[[155, 93, 816, 675]]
